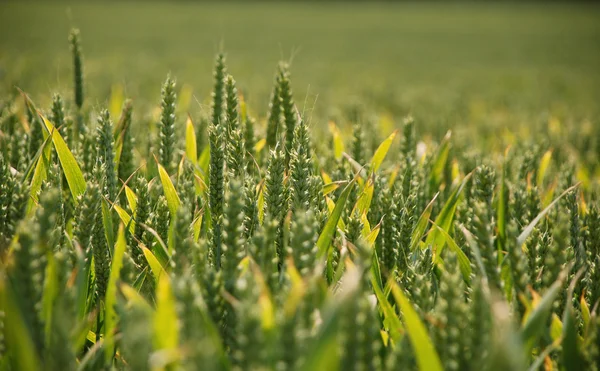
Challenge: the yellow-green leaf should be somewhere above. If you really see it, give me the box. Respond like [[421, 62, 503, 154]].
[[257, 180, 266, 225], [125, 184, 138, 215], [537, 150, 552, 186], [109, 83, 124, 119], [193, 211, 203, 242], [353, 177, 374, 216], [254, 138, 267, 154], [370, 129, 398, 173], [154, 274, 179, 354], [114, 204, 135, 235], [550, 313, 563, 343], [157, 161, 181, 215], [322, 180, 347, 196], [328, 121, 344, 160], [142, 245, 166, 282], [185, 116, 197, 164]]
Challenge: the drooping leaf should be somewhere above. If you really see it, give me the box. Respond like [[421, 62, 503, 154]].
[[431, 221, 472, 280], [40, 114, 86, 202]]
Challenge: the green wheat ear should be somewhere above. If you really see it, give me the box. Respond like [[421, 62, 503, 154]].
[[69, 29, 84, 110], [243, 115, 256, 176], [289, 118, 316, 211], [11, 219, 46, 354], [117, 99, 135, 186], [266, 68, 282, 150], [209, 53, 227, 269], [434, 252, 469, 371], [277, 62, 298, 168], [265, 146, 287, 266], [158, 75, 177, 174], [96, 109, 117, 201], [69, 28, 84, 138], [288, 207, 318, 276], [225, 75, 245, 178], [50, 93, 66, 137]]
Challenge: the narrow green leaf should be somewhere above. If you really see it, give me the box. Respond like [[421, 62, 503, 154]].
[[101, 199, 115, 250], [425, 172, 472, 254], [27, 136, 52, 213], [431, 221, 472, 280], [316, 180, 354, 258], [105, 224, 127, 363], [410, 193, 438, 251], [428, 131, 451, 190], [390, 283, 443, 371], [40, 115, 86, 202], [521, 268, 568, 352], [371, 275, 403, 343]]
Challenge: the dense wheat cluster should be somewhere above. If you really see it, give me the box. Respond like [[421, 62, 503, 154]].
[[1, 28, 600, 371]]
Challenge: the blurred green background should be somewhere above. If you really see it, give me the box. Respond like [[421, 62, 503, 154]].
[[1, 1, 599, 140]]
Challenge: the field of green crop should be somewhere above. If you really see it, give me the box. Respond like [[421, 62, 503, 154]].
[[1, 1, 600, 370]]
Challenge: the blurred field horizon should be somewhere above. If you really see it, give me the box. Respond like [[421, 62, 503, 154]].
[[1, 1, 599, 140]]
